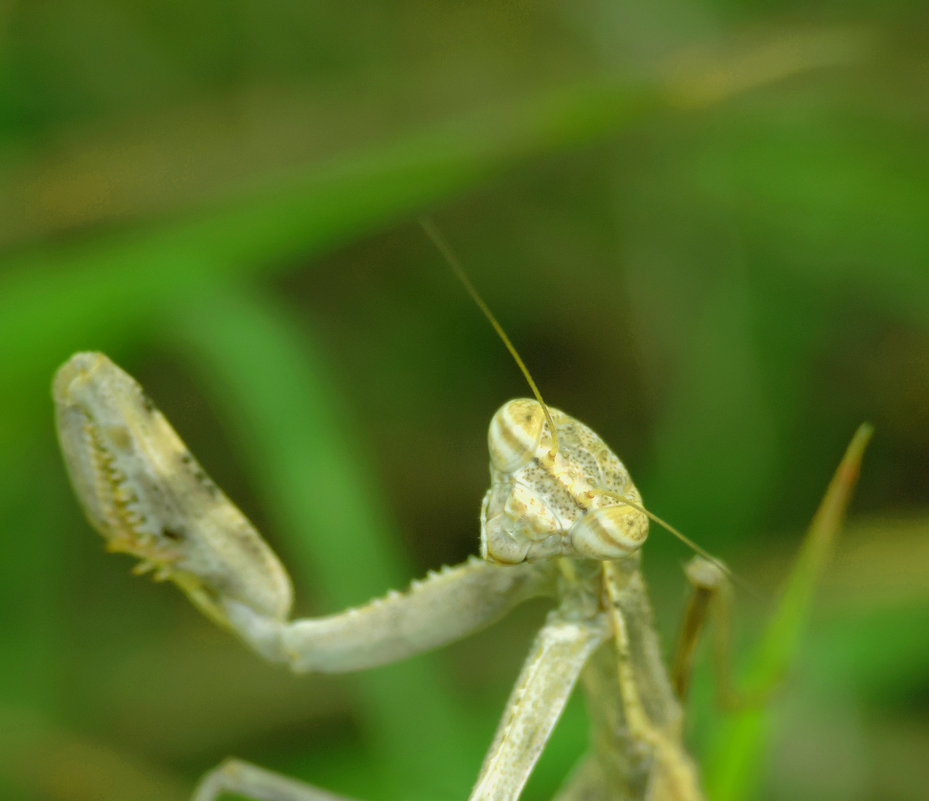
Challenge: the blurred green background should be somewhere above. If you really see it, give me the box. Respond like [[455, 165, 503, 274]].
[[1, 2, 927, 800]]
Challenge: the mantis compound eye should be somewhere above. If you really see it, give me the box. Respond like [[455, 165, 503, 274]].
[[569, 503, 649, 559], [488, 399, 546, 473]]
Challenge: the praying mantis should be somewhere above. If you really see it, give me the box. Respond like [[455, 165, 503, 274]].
[[52, 227, 867, 801]]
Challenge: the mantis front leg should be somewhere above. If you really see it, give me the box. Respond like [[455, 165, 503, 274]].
[[226, 555, 553, 672], [469, 609, 609, 801], [54, 352, 554, 671]]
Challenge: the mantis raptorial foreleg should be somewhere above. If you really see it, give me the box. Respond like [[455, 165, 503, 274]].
[[470, 610, 609, 801], [226, 556, 553, 672], [587, 561, 701, 801], [54, 352, 555, 671]]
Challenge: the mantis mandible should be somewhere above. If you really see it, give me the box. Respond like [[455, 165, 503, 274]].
[[54, 232, 742, 801]]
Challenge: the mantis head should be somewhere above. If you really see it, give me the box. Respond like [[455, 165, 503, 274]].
[[480, 398, 649, 564]]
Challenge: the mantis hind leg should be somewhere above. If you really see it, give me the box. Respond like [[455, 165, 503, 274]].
[[192, 759, 362, 801]]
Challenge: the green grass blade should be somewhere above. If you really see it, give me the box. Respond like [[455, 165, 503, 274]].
[[705, 423, 873, 800]]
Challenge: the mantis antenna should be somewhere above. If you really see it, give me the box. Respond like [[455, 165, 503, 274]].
[[419, 216, 747, 589], [419, 217, 559, 459]]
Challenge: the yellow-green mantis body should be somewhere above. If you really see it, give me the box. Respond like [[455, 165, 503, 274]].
[[54, 351, 710, 801]]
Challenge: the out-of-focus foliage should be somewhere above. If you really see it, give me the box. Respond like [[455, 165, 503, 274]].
[[1, 2, 927, 800]]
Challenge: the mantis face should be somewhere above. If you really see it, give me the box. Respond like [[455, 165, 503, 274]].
[[53, 352, 293, 628], [480, 398, 649, 564]]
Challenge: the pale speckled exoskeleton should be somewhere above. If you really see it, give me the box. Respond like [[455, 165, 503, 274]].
[[54, 349, 719, 801]]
